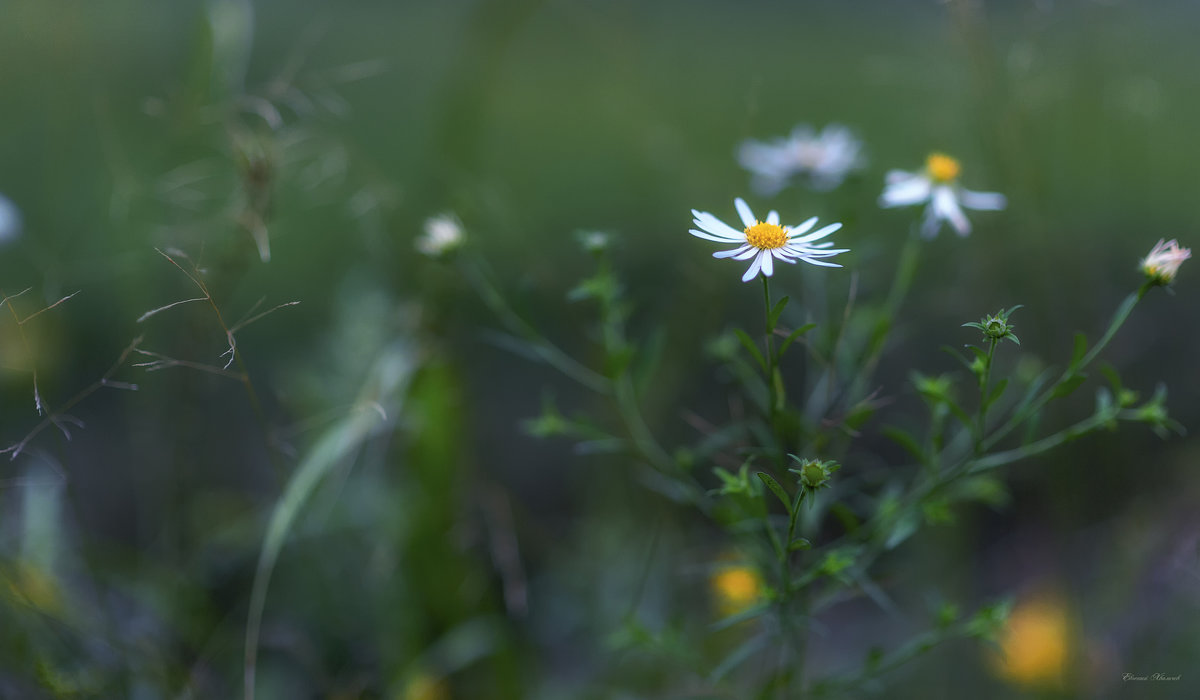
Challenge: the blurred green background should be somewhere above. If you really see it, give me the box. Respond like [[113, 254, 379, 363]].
[[1, 0, 1198, 697]]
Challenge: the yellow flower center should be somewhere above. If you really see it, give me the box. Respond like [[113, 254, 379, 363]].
[[744, 221, 789, 250], [926, 152, 961, 183]]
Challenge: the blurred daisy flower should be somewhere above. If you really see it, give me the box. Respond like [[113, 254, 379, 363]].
[[738, 123, 864, 195], [0, 192, 22, 244], [710, 564, 763, 616], [690, 197, 847, 283], [879, 153, 1006, 238], [416, 213, 465, 258], [1140, 238, 1190, 285]]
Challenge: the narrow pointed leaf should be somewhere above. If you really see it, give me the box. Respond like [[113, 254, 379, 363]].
[[733, 328, 767, 372], [757, 471, 792, 513], [779, 323, 816, 356]]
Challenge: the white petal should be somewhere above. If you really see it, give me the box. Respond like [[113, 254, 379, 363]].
[[932, 185, 971, 236], [690, 227, 745, 243], [738, 141, 792, 177], [920, 205, 942, 239], [767, 210, 780, 225], [734, 198, 756, 228], [791, 245, 849, 257], [885, 169, 917, 184], [879, 175, 932, 208], [787, 216, 819, 236], [959, 188, 1007, 211], [761, 249, 774, 277], [692, 211, 746, 240], [799, 257, 843, 268], [733, 246, 760, 260], [742, 251, 764, 282], [792, 222, 842, 244], [771, 249, 799, 263], [713, 244, 752, 259]]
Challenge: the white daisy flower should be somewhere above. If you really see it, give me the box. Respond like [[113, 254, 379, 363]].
[[1141, 238, 1190, 284], [416, 213, 465, 258], [690, 197, 848, 283], [879, 153, 1006, 238], [0, 193, 21, 244], [738, 123, 865, 195]]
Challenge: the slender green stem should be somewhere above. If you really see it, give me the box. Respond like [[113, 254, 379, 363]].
[[762, 275, 779, 423], [614, 372, 674, 472], [975, 337, 998, 451], [982, 285, 1148, 451], [847, 227, 922, 402], [969, 409, 1124, 474], [461, 257, 611, 395]]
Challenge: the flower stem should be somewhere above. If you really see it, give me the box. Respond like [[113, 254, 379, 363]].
[[982, 285, 1147, 451], [761, 275, 782, 429], [461, 257, 612, 395], [847, 226, 922, 403], [975, 337, 998, 452]]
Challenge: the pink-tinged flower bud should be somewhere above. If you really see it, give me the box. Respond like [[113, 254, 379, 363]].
[[1140, 239, 1190, 284]]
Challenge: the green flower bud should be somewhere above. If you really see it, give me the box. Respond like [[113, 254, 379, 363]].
[[788, 456, 840, 492]]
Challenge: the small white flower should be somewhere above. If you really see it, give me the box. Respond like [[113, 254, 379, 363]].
[[1141, 239, 1190, 284], [879, 153, 1006, 238], [577, 230, 610, 253], [690, 197, 848, 283], [738, 123, 865, 195], [416, 213, 464, 258], [0, 193, 21, 244]]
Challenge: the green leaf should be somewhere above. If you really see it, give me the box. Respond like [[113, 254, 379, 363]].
[[778, 323, 816, 356], [1070, 332, 1088, 369], [829, 503, 860, 533], [709, 632, 768, 681], [1098, 363, 1123, 394], [941, 345, 974, 372], [767, 295, 790, 331], [710, 602, 770, 632], [756, 472, 791, 512], [789, 537, 812, 551], [1050, 373, 1087, 399], [883, 426, 926, 462], [884, 512, 919, 550], [633, 326, 667, 396], [733, 328, 766, 372], [966, 345, 989, 363], [986, 378, 1009, 408]]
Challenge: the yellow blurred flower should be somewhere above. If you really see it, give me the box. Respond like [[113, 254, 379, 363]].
[[990, 594, 1071, 688], [399, 672, 449, 700], [4, 562, 62, 613], [711, 564, 763, 616]]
